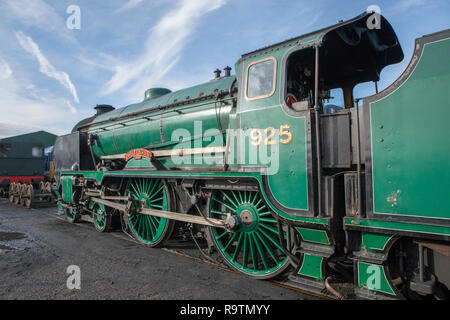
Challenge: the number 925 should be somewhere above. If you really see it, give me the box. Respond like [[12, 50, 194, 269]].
[[250, 125, 292, 146]]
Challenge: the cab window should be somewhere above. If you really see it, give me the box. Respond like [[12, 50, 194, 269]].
[[0, 143, 11, 157], [32, 147, 43, 157], [246, 57, 276, 100]]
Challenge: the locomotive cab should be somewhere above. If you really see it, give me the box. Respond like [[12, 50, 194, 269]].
[[283, 14, 404, 112]]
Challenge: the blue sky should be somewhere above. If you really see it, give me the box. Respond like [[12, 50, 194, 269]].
[[0, 0, 448, 138]]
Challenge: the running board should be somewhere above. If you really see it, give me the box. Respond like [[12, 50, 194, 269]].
[[91, 197, 227, 229]]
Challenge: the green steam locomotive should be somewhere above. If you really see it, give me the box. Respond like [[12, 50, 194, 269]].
[[53, 12, 450, 299]]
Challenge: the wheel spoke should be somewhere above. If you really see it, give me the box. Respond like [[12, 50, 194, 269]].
[[216, 230, 229, 240], [149, 196, 163, 203], [221, 191, 239, 210], [255, 231, 278, 263], [148, 184, 161, 200], [131, 183, 140, 198], [141, 216, 149, 239], [231, 191, 240, 206], [249, 192, 258, 205], [242, 233, 249, 268], [232, 232, 244, 262], [248, 235, 258, 270], [136, 179, 142, 194], [146, 179, 155, 195], [254, 198, 263, 208], [252, 233, 268, 270], [211, 209, 228, 216], [146, 216, 155, 238], [149, 216, 159, 233], [258, 228, 286, 253], [238, 191, 243, 203], [223, 232, 238, 252], [257, 204, 267, 212], [259, 218, 277, 224], [260, 223, 279, 235], [213, 197, 235, 212]]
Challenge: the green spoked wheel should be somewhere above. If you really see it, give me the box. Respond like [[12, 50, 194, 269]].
[[93, 202, 112, 232], [125, 178, 174, 247], [65, 207, 80, 223], [207, 190, 290, 279]]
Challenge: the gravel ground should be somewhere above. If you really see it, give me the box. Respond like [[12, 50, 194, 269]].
[[0, 199, 317, 300]]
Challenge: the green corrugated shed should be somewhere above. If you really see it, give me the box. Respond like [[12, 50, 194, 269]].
[[2, 131, 57, 148]]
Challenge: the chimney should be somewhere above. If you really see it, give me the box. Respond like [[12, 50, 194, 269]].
[[213, 68, 222, 79], [224, 66, 232, 77], [95, 104, 115, 115]]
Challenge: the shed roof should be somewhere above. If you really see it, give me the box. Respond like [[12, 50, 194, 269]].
[[2, 130, 57, 148]]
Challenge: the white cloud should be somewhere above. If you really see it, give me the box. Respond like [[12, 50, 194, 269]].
[[0, 70, 84, 138], [65, 100, 77, 114], [2, 0, 74, 42], [115, 0, 145, 13], [101, 0, 227, 98], [78, 50, 124, 72], [0, 58, 12, 79], [15, 31, 80, 104]]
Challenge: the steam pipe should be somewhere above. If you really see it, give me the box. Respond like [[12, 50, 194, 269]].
[[355, 98, 362, 216], [325, 276, 344, 300], [314, 45, 323, 217]]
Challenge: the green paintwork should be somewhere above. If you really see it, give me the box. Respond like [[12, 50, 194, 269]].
[[345, 217, 450, 237], [65, 207, 78, 222], [238, 48, 309, 211], [92, 202, 107, 231], [125, 158, 154, 169], [296, 227, 330, 245], [298, 254, 324, 280], [61, 176, 73, 204], [357, 262, 396, 296], [209, 189, 289, 277], [144, 88, 171, 101], [2, 130, 56, 148], [59, 170, 330, 225], [0, 138, 45, 176], [369, 37, 450, 220], [361, 232, 393, 252], [89, 76, 235, 164], [126, 178, 169, 245]]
